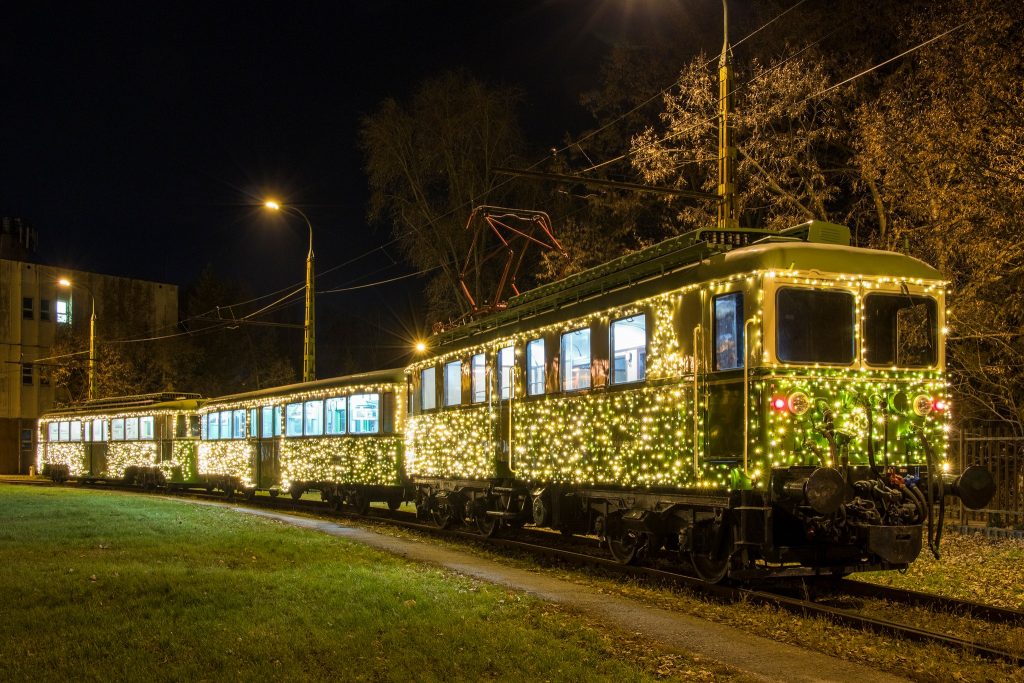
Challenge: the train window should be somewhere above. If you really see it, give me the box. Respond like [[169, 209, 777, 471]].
[[261, 406, 274, 437], [864, 294, 937, 368], [471, 353, 486, 403], [58, 421, 69, 441], [140, 416, 154, 440], [40, 299, 50, 321], [444, 361, 462, 406], [421, 367, 437, 411], [561, 328, 592, 391], [84, 420, 92, 442], [249, 409, 258, 437], [349, 393, 379, 434], [274, 406, 282, 436], [216, 412, 229, 440], [776, 288, 855, 364], [206, 414, 218, 440], [285, 403, 303, 437], [381, 393, 395, 433], [527, 339, 545, 395], [47, 422, 58, 442], [498, 346, 514, 399], [232, 410, 246, 439], [112, 419, 125, 440], [611, 315, 647, 383], [69, 420, 81, 441], [713, 295, 744, 371], [325, 397, 347, 434], [304, 401, 324, 436], [125, 417, 139, 440], [190, 416, 200, 438]]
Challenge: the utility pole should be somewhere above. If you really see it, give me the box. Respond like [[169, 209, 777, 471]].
[[718, 0, 739, 229]]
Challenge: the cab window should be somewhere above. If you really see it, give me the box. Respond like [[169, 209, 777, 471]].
[[713, 294, 744, 370], [776, 288, 855, 364]]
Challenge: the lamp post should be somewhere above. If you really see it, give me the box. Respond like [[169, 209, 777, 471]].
[[264, 201, 316, 382], [57, 277, 97, 401], [717, 0, 739, 229]]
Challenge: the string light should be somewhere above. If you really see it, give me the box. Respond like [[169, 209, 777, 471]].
[[37, 408, 198, 480], [407, 268, 948, 488], [198, 380, 405, 491]]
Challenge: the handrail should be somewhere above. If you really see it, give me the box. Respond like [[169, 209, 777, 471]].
[[743, 316, 756, 474], [693, 324, 703, 479]]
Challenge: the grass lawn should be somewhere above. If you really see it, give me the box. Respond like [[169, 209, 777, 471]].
[[0, 485, 686, 682]]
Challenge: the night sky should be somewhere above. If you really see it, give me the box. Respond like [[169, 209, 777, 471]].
[[2, 0, 732, 367]]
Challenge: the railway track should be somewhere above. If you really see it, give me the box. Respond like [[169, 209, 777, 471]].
[[13, 478, 1024, 666]]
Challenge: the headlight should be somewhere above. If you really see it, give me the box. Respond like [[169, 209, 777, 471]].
[[913, 394, 933, 416], [788, 391, 811, 416]]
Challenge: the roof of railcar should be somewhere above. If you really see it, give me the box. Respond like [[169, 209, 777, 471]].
[[423, 221, 942, 353], [201, 368, 406, 408], [41, 396, 204, 419], [706, 240, 941, 281]]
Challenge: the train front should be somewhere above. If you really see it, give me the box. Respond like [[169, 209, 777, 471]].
[[753, 262, 995, 572]]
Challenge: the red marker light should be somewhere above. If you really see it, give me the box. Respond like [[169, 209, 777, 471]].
[[771, 396, 788, 412], [933, 398, 948, 412]]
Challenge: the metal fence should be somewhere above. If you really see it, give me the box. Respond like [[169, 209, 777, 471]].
[[949, 426, 1024, 530]]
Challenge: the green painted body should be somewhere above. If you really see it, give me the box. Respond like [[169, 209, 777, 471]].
[[37, 397, 204, 483], [408, 223, 949, 493]]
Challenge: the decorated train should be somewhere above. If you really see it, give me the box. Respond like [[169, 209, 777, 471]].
[[36, 220, 995, 581]]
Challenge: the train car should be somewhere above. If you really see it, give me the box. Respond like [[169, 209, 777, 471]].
[[405, 220, 995, 581], [197, 369, 406, 510], [37, 393, 204, 487]]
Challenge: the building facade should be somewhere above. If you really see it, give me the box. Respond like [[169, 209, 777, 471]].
[[0, 251, 178, 473]]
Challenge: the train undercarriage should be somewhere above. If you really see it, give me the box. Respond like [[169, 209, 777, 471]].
[[413, 463, 995, 582]]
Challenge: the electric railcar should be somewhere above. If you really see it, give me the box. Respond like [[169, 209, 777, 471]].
[[406, 221, 995, 580], [196, 369, 406, 510], [37, 393, 203, 487]]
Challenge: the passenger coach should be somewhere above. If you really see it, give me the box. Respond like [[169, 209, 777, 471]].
[[37, 393, 203, 487], [197, 369, 406, 510], [405, 221, 994, 580]]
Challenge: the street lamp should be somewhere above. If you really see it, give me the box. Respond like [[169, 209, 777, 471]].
[[57, 277, 97, 401], [264, 200, 316, 382], [717, 0, 738, 229]]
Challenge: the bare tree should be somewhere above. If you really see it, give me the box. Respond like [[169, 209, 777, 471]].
[[360, 71, 532, 324]]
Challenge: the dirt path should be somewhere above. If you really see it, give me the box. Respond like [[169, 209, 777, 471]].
[[227, 505, 907, 683]]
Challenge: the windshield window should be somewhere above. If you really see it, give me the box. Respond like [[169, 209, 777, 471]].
[[864, 294, 937, 367], [776, 288, 855, 364]]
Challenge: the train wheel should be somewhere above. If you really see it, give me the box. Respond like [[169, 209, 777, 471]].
[[244, 488, 256, 502], [268, 489, 279, 499], [474, 499, 500, 538], [223, 485, 235, 500], [386, 495, 402, 512], [690, 520, 733, 583], [329, 495, 343, 512], [351, 490, 371, 516], [608, 528, 646, 565], [430, 499, 455, 529], [290, 486, 304, 501]]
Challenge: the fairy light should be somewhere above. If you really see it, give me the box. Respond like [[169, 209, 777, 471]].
[[198, 379, 406, 491], [408, 268, 949, 489], [37, 407, 199, 479]]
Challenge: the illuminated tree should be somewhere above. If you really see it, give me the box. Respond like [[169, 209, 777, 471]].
[[852, 0, 1024, 431]]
